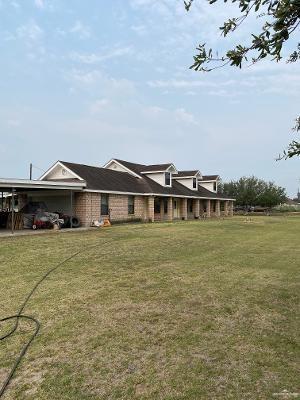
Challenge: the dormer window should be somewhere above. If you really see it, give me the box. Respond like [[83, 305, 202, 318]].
[[165, 172, 171, 186], [193, 178, 197, 189], [213, 182, 217, 191]]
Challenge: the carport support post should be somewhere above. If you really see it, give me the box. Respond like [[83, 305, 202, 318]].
[[70, 190, 73, 229], [11, 188, 14, 234]]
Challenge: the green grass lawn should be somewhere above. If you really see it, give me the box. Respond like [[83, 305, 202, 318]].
[[0, 216, 299, 400]]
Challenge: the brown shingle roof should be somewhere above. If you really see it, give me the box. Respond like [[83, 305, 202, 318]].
[[175, 170, 199, 177], [114, 159, 173, 174], [58, 161, 233, 200], [140, 163, 174, 172], [201, 175, 219, 181], [60, 161, 195, 197], [113, 159, 146, 175]]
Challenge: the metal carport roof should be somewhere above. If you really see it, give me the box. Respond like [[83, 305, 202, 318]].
[[0, 178, 86, 191]]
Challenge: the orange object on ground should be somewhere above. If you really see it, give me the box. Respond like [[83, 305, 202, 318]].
[[103, 218, 111, 227]]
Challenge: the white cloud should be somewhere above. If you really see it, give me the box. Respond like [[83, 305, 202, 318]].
[[3, 31, 15, 41], [175, 108, 199, 125], [70, 20, 91, 39], [10, 1, 20, 9], [16, 20, 43, 42], [67, 69, 136, 99], [34, 0, 44, 9], [7, 119, 20, 127], [131, 24, 148, 36], [148, 79, 211, 89], [69, 46, 133, 64], [90, 99, 109, 114]]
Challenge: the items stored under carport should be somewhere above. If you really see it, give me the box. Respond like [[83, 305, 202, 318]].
[[0, 211, 24, 230], [0, 201, 81, 230]]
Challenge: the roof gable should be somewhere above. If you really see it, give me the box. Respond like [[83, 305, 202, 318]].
[[103, 159, 142, 179], [39, 161, 84, 181]]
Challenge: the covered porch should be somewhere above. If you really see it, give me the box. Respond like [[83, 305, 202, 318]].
[[146, 196, 234, 222]]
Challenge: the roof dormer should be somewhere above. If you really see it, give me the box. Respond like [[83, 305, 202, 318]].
[[173, 170, 202, 191], [199, 175, 220, 193], [141, 163, 178, 187]]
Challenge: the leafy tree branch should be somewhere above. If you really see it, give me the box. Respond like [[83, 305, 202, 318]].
[[185, 0, 300, 71], [184, 0, 300, 158]]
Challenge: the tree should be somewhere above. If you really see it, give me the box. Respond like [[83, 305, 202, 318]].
[[219, 176, 287, 207], [280, 116, 300, 158], [184, 0, 300, 157]]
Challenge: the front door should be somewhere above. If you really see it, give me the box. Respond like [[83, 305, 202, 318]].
[[173, 199, 179, 218]]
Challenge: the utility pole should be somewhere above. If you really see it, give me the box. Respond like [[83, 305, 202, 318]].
[[29, 163, 33, 180]]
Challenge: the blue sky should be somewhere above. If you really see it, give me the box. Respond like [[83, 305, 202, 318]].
[[0, 0, 299, 196]]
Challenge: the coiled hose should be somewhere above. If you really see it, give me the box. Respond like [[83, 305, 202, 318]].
[[0, 241, 109, 398]]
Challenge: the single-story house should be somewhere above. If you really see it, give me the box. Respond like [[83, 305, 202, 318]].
[[0, 158, 235, 229]]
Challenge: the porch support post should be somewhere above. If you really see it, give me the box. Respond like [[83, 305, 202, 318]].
[[160, 198, 164, 221], [147, 196, 154, 222], [11, 188, 14, 234], [206, 199, 211, 218], [215, 200, 221, 217], [70, 190, 73, 228], [229, 201, 234, 216], [167, 197, 173, 221], [224, 200, 229, 216], [194, 199, 200, 219], [1, 192, 3, 211], [199, 200, 204, 217], [181, 198, 187, 220]]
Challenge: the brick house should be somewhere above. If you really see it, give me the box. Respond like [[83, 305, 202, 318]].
[[33, 158, 235, 226]]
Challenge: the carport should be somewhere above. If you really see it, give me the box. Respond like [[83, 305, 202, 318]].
[[0, 178, 86, 234]]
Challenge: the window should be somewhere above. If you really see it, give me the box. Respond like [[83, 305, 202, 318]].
[[188, 199, 193, 213], [213, 182, 217, 191], [101, 194, 109, 215], [128, 195, 135, 215], [193, 178, 197, 189], [165, 172, 171, 186]]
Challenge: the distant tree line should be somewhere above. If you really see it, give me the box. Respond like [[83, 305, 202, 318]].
[[218, 176, 287, 207]]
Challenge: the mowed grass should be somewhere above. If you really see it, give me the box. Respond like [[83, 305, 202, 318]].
[[0, 216, 299, 400]]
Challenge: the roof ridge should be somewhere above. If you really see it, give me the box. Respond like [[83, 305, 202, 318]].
[[114, 158, 146, 167], [60, 160, 104, 170]]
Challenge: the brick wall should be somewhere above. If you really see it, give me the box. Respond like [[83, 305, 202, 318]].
[[109, 194, 146, 221], [74, 192, 231, 227], [74, 192, 101, 227], [74, 192, 147, 226]]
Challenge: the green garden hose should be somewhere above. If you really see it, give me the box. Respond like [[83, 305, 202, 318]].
[[0, 240, 111, 398]]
